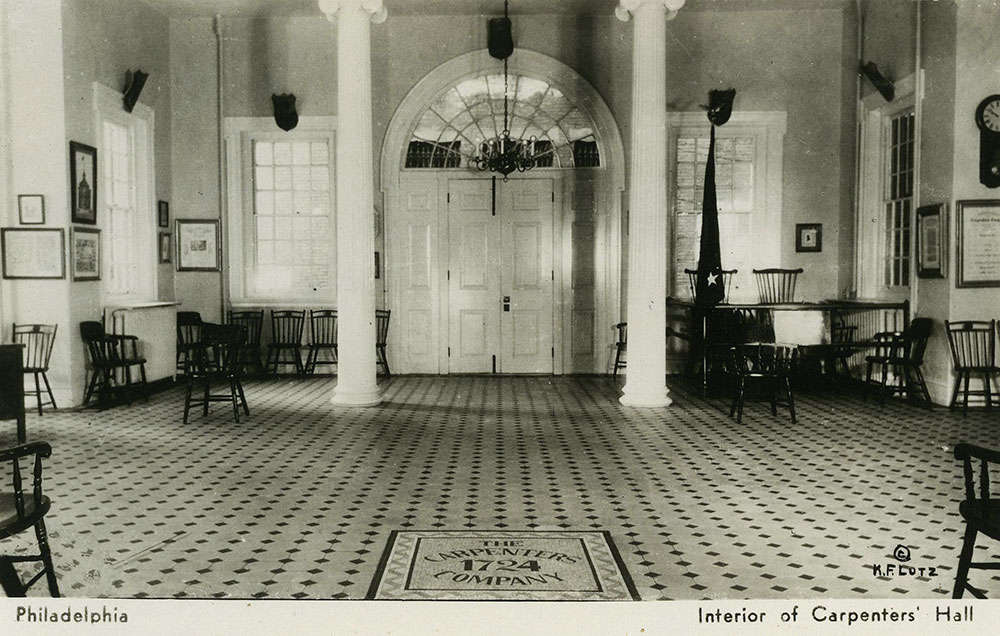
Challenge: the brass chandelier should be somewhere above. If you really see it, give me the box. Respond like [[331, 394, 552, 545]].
[[473, 0, 539, 181]]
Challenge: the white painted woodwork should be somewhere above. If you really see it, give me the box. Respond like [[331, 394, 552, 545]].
[[499, 179, 554, 373]]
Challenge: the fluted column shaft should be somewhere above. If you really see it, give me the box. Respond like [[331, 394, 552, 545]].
[[619, 0, 679, 407], [320, 0, 385, 406]]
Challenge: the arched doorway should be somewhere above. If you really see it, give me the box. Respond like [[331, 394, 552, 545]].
[[381, 49, 624, 374]]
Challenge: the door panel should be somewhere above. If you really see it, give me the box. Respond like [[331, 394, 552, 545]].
[[500, 179, 553, 373], [448, 180, 499, 372]]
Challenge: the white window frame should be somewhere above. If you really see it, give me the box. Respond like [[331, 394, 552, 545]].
[[667, 111, 786, 301], [857, 73, 918, 301], [224, 116, 337, 306], [93, 82, 156, 302]]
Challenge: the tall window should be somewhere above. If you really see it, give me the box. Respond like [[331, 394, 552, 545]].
[[883, 110, 914, 288], [250, 138, 333, 297], [668, 112, 786, 301], [94, 83, 155, 301], [225, 118, 336, 304], [856, 76, 917, 300]]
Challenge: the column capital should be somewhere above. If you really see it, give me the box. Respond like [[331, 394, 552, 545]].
[[318, 0, 387, 24], [616, 0, 685, 22]]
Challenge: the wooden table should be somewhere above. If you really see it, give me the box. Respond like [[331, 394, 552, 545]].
[[666, 298, 910, 394]]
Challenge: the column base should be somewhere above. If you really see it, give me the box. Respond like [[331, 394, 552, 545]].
[[331, 383, 383, 407], [619, 382, 672, 407]]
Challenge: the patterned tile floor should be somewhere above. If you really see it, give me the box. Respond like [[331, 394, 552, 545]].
[[2, 375, 999, 600]]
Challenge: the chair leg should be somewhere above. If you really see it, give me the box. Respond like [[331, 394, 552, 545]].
[[294, 347, 305, 375], [613, 348, 622, 378], [202, 378, 211, 416], [864, 361, 874, 401], [230, 377, 241, 423], [33, 372, 43, 415], [962, 372, 971, 417], [41, 371, 57, 411], [0, 557, 26, 597], [950, 371, 963, 410], [785, 376, 797, 424], [985, 372, 994, 410], [183, 376, 195, 424], [305, 347, 316, 375], [236, 376, 249, 415], [952, 523, 978, 599], [35, 518, 59, 597], [878, 362, 889, 405]]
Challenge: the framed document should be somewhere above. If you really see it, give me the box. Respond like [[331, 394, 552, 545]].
[[176, 219, 220, 271], [957, 200, 1000, 288], [917, 203, 946, 278], [18, 194, 45, 225], [70, 227, 101, 281], [158, 232, 172, 264], [1, 228, 65, 279]]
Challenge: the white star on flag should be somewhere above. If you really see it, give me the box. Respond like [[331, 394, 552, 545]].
[[706, 272, 719, 286]]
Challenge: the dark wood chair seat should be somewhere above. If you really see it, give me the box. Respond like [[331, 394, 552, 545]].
[[728, 342, 797, 425], [13, 324, 58, 416], [945, 320, 1000, 416], [184, 324, 249, 424]]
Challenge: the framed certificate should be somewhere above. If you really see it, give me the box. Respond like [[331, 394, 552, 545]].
[[176, 219, 220, 271], [916, 203, 946, 279], [956, 200, 1000, 288]]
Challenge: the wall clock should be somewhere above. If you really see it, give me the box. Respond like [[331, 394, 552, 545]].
[[975, 94, 1000, 188]]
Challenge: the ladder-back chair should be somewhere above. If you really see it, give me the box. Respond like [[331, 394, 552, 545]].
[[684, 268, 738, 303], [752, 268, 803, 303], [79, 321, 147, 408], [728, 342, 798, 425], [306, 309, 338, 374], [227, 310, 264, 374], [952, 443, 1000, 598], [612, 322, 627, 377], [266, 310, 305, 375], [376, 310, 391, 376], [12, 324, 57, 415], [183, 323, 249, 424], [945, 320, 1000, 416], [176, 311, 203, 374]]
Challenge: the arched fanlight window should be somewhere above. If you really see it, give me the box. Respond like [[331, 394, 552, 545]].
[[405, 72, 600, 170]]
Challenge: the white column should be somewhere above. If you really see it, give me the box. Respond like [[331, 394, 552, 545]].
[[616, 0, 684, 407], [319, 0, 387, 406]]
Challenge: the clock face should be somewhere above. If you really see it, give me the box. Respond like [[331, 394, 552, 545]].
[[977, 95, 1000, 133]]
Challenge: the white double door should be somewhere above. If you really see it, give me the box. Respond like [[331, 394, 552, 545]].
[[448, 178, 554, 374]]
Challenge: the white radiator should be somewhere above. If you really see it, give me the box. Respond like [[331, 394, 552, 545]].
[[107, 302, 180, 383]]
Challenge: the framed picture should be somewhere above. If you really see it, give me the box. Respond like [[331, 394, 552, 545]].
[[158, 200, 170, 228], [69, 141, 98, 224], [957, 199, 1000, 288], [795, 223, 822, 253], [17, 194, 45, 225], [1, 228, 65, 279], [176, 219, 220, 271], [917, 203, 947, 279], [70, 227, 101, 281], [158, 232, 172, 264]]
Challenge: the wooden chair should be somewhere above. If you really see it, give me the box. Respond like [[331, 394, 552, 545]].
[[266, 310, 305, 375], [752, 268, 803, 303], [684, 268, 738, 303], [728, 342, 798, 425], [945, 320, 1000, 416], [80, 321, 147, 408], [0, 441, 59, 597], [183, 324, 249, 424], [376, 309, 391, 376], [828, 321, 858, 379], [306, 309, 338, 374], [0, 345, 26, 444], [227, 310, 264, 375], [952, 443, 1000, 598], [612, 322, 627, 377], [864, 318, 934, 406], [12, 325, 57, 416], [176, 311, 203, 374]]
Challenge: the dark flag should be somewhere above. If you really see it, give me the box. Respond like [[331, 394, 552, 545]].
[[695, 124, 724, 308], [695, 88, 736, 308]]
